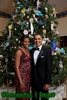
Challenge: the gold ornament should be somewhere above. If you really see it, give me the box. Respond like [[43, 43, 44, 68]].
[[53, 8, 57, 16], [53, 11, 57, 15], [8, 24, 13, 30], [42, 29, 46, 34], [56, 50, 60, 54], [21, 8, 26, 14]]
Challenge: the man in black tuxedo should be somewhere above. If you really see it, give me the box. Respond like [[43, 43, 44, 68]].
[[30, 34, 52, 100]]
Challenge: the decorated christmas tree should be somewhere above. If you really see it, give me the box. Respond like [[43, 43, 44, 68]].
[[0, 0, 67, 86]]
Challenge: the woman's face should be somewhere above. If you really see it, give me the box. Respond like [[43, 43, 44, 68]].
[[22, 38, 30, 49]]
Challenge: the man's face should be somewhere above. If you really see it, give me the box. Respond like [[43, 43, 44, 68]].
[[34, 35, 43, 47]]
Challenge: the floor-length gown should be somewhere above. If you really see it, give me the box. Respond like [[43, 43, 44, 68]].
[[15, 49, 31, 100]]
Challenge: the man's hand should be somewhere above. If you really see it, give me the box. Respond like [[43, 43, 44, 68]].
[[43, 84, 50, 90]]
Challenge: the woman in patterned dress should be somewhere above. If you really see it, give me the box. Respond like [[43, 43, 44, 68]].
[[15, 35, 31, 100]]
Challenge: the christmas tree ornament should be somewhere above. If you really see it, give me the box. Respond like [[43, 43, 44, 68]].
[[3, 42, 9, 50], [33, 14, 38, 22], [8, 30, 12, 39], [53, 8, 57, 17], [21, 8, 26, 14], [18, 41, 20, 44], [38, 19, 46, 26], [23, 29, 28, 35], [42, 26, 45, 28], [8, 24, 13, 30], [14, 28, 17, 30], [42, 39, 46, 45], [12, 15, 16, 20], [17, 1, 21, 5], [45, 38, 51, 46], [19, 4, 24, 9], [56, 48, 65, 55], [53, 23, 57, 29], [14, 46, 17, 49], [29, 34, 33, 38], [60, 48, 65, 54], [15, 9, 19, 14], [16, 38, 18, 41], [45, 7, 48, 13], [34, 10, 43, 16], [8, 25, 13, 39], [45, 15, 48, 19], [27, 6, 33, 13], [0, 55, 3, 59], [26, 22, 29, 28], [36, 0, 42, 9], [42, 29, 46, 34], [27, 16, 29, 19], [59, 59, 63, 72], [52, 51, 57, 55], [51, 40, 57, 51], [5, 58, 8, 63], [30, 23, 34, 35], [12, 58, 14, 61], [54, 30, 59, 34], [1, 42, 5, 47], [46, 38, 51, 43], [29, 18, 34, 34], [56, 50, 60, 54], [21, 20, 26, 29], [51, 21, 54, 30], [28, 45, 33, 50], [17, 7, 20, 9], [29, 18, 34, 23]]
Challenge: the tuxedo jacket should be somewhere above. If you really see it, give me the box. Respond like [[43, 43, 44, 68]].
[[30, 46, 52, 89]]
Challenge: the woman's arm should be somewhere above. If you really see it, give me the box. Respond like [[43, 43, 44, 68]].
[[15, 50, 25, 89]]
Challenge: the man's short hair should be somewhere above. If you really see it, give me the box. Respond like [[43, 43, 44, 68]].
[[34, 33, 43, 39]]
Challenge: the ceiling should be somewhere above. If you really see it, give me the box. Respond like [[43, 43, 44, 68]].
[[0, 0, 67, 14]]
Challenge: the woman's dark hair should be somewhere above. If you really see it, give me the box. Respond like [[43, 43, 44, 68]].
[[20, 35, 30, 45]]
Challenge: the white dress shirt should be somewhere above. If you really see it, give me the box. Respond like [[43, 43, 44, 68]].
[[34, 45, 42, 65]]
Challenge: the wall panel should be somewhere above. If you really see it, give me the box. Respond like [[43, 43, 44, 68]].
[[57, 17, 67, 36], [0, 17, 9, 36]]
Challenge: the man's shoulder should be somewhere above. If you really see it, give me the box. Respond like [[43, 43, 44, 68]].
[[42, 46, 51, 52]]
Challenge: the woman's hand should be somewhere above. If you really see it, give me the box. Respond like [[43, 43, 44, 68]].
[[20, 81, 25, 90]]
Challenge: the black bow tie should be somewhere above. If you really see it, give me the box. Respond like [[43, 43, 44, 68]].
[[34, 48, 39, 51]]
